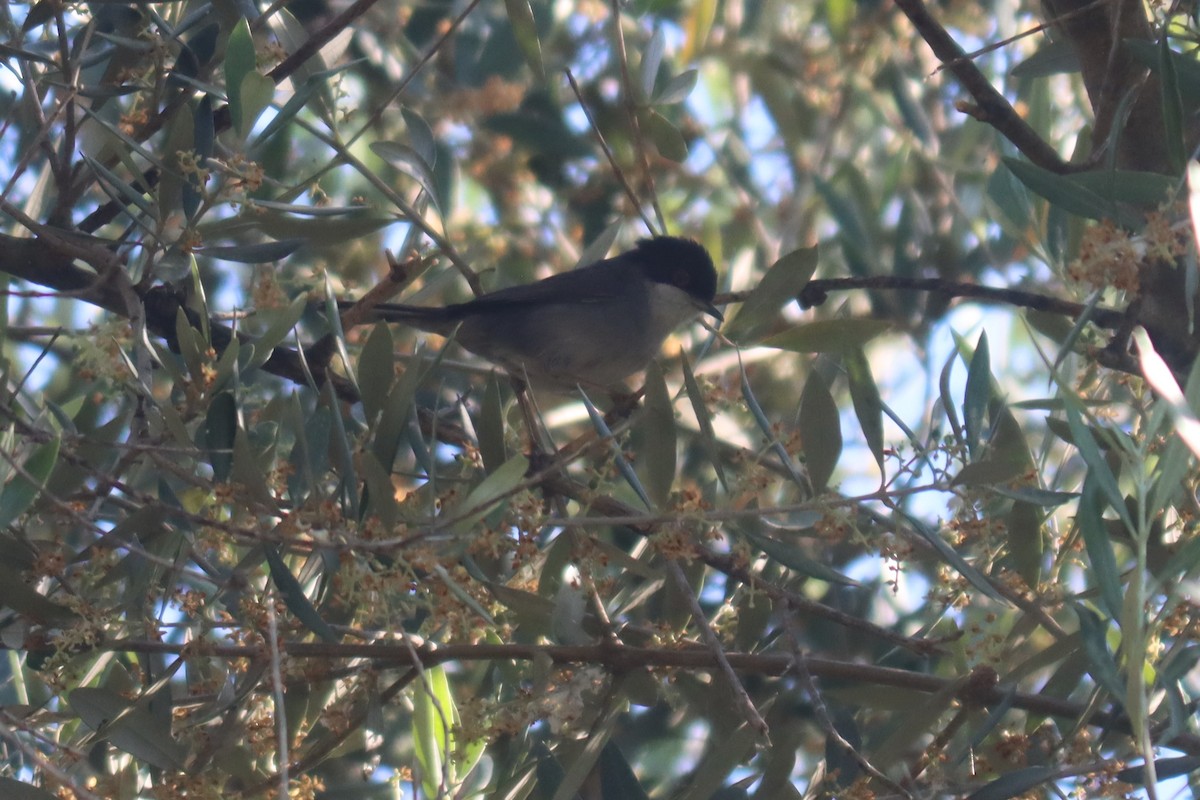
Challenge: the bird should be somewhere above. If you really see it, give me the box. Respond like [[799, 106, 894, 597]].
[[346, 236, 722, 392]]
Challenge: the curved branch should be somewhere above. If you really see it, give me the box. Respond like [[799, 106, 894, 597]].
[[0, 232, 359, 401], [895, 0, 1073, 173]]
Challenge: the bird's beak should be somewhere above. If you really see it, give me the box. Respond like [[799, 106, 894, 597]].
[[702, 301, 724, 323]]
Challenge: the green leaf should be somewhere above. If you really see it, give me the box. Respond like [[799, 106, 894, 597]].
[[474, 376, 508, 473], [357, 322, 396, 425], [359, 448, 399, 528], [503, 0, 545, 81], [1161, 34, 1186, 174], [0, 777, 60, 800], [198, 239, 304, 263], [1061, 395, 1134, 530], [236, 207, 392, 247], [581, 388, 653, 509], [0, 436, 60, 529], [641, 28, 666, 99], [0, 563, 78, 625], [237, 71, 275, 140], [644, 109, 688, 162], [372, 140, 445, 213], [962, 332, 990, 459], [639, 362, 677, 505], [724, 246, 818, 343], [742, 527, 858, 585], [1074, 604, 1126, 702], [799, 370, 841, 491], [761, 319, 892, 353], [966, 766, 1058, 800], [950, 458, 1027, 488], [264, 546, 339, 643], [1067, 170, 1175, 207], [844, 346, 884, 469], [1076, 476, 1124, 621], [412, 665, 453, 797], [1002, 157, 1141, 227], [680, 351, 727, 489], [201, 392, 238, 483], [599, 741, 650, 800], [447, 454, 529, 535], [224, 18, 256, 137], [911, 510, 1003, 600], [80, 153, 156, 219], [70, 687, 186, 770], [990, 485, 1078, 507], [1010, 40, 1080, 78], [230, 427, 273, 504], [1006, 500, 1043, 588], [370, 339, 426, 474], [825, 0, 852, 37], [240, 294, 305, 372], [654, 68, 698, 105]]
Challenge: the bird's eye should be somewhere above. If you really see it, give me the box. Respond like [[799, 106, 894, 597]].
[[673, 268, 690, 287]]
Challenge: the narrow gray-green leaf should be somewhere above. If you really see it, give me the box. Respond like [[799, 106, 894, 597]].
[[743, 528, 859, 585], [372, 140, 444, 212], [1076, 475, 1124, 620], [357, 322, 396, 424], [503, 0, 545, 81], [966, 766, 1058, 800], [644, 110, 688, 162], [844, 346, 884, 469], [70, 687, 186, 770], [962, 332, 990, 459], [724, 246, 818, 343], [1074, 604, 1126, 702], [639, 362, 677, 506], [224, 17, 255, 136], [581, 388, 653, 509], [799, 370, 841, 492], [0, 776, 60, 800], [654, 68, 698, 105], [245, 293, 310, 373], [198, 238, 304, 263], [680, 351, 727, 489], [474, 375, 508, 473], [264, 545, 339, 643], [761, 318, 892, 353], [0, 436, 60, 529], [448, 454, 529, 534], [1061, 394, 1134, 530], [1002, 157, 1140, 227], [641, 28, 666, 98], [900, 510, 1003, 602]]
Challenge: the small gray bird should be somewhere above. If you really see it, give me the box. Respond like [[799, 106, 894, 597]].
[[350, 236, 722, 392]]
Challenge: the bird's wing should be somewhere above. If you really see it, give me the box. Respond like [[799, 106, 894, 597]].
[[449, 256, 633, 314]]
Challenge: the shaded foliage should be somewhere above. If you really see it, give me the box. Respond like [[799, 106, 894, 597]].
[[1, 0, 1200, 798]]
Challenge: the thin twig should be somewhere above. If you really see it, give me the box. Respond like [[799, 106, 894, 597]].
[[608, 0, 666, 231], [894, 0, 1075, 173], [789, 645, 914, 798], [267, 601, 290, 797], [564, 68, 658, 234], [666, 558, 769, 737]]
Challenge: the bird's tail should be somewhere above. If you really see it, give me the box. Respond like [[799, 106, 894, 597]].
[[335, 299, 457, 333]]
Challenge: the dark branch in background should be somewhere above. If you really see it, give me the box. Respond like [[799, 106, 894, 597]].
[[792, 273, 1200, 373], [1040, 0, 1177, 174], [0, 232, 359, 401], [24, 637, 1200, 758], [893, 0, 1072, 173], [77, 0, 383, 234], [794, 274, 1125, 328]]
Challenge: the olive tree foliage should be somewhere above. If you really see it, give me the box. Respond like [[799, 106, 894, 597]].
[[3, 0, 1200, 795]]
